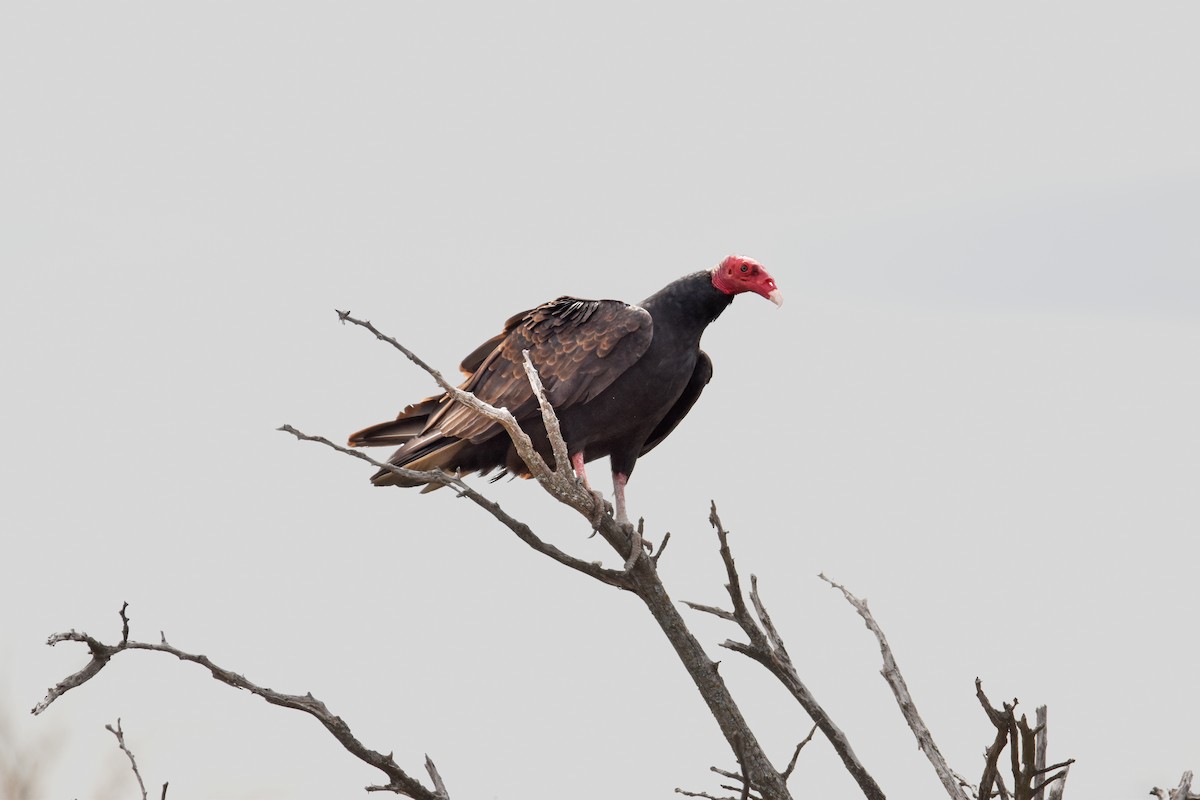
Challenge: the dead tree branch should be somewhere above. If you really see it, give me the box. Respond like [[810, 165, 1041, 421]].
[[309, 313, 798, 798], [818, 574, 970, 800], [35, 607, 449, 800], [278, 425, 633, 591], [781, 725, 819, 781], [105, 719, 149, 800], [335, 311, 599, 515], [43, 311, 1085, 800], [974, 681, 1073, 800], [682, 505, 885, 800], [1151, 771, 1197, 800]]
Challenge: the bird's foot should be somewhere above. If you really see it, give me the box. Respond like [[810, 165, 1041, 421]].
[[585, 488, 611, 533], [622, 518, 644, 572]]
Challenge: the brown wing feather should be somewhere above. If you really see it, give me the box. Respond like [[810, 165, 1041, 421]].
[[433, 297, 653, 442], [458, 307, 533, 375]]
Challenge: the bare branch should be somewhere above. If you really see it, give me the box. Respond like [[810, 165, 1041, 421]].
[[708, 504, 762, 650], [32, 630, 114, 715], [278, 424, 633, 591], [994, 772, 1012, 800], [781, 725, 819, 781], [972, 682, 1074, 800], [1150, 771, 1196, 800], [1029, 766, 1073, 799], [676, 764, 767, 800], [521, 349, 570, 480], [680, 601, 737, 622], [975, 680, 1013, 800], [105, 719, 148, 800], [748, 576, 789, 659], [1045, 761, 1069, 800], [1034, 706, 1047, 800], [820, 573, 969, 800], [651, 531, 672, 565], [676, 788, 739, 800], [39, 607, 448, 800], [684, 506, 885, 800], [424, 756, 449, 797]]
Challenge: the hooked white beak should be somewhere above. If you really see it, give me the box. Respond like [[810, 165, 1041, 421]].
[[768, 288, 783, 308]]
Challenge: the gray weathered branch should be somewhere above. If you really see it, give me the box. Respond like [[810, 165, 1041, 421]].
[[36, 606, 448, 800], [1151, 771, 1197, 800], [973, 680, 1073, 800], [681, 505, 885, 800], [278, 425, 632, 591], [819, 574, 970, 800], [105, 718, 149, 800]]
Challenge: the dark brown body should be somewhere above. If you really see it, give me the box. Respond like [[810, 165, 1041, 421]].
[[349, 271, 734, 485]]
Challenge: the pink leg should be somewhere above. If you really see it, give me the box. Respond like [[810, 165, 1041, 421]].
[[573, 452, 609, 526], [571, 452, 592, 489], [613, 472, 630, 527]]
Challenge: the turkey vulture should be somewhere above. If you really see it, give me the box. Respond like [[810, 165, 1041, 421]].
[[349, 255, 782, 524]]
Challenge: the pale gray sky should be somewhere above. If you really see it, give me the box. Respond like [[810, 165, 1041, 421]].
[[2, 4, 1198, 799]]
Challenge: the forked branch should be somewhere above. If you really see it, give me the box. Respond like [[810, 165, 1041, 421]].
[[682, 505, 885, 800], [1151, 771, 1197, 800], [333, 311, 649, 565], [278, 425, 632, 591], [320, 314, 794, 798], [974, 681, 1073, 800], [36, 606, 449, 800]]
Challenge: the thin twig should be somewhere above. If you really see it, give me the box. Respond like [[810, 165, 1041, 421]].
[[521, 349, 571, 479], [781, 725, 819, 781], [105, 719, 148, 800], [1150, 771, 1195, 800], [676, 789, 736, 800], [1034, 706, 1047, 800], [975, 679, 1013, 800], [651, 531, 672, 564], [683, 506, 884, 800], [820, 573, 969, 800], [278, 425, 633, 591], [680, 601, 737, 622], [709, 766, 762, 800], [1029, 766, 1073, 799]]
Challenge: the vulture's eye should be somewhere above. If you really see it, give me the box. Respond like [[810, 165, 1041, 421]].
[[740, 264, 749, 273]]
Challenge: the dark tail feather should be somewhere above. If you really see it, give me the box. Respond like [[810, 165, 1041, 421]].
[[348, 396, 443, 447], [350, 394, 513, 489], [349, 395, 461, 488], [369, 437, 469, 488]]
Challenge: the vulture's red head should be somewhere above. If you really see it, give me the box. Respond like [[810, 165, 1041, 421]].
[[710, 255, 783, 307]]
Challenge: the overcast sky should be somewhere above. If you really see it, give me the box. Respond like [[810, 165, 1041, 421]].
[[2, 4, 1198, 799]]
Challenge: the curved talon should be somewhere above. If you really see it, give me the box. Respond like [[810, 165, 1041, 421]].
[[622, 520, 643, 571], [587, 488, 610, 530]]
